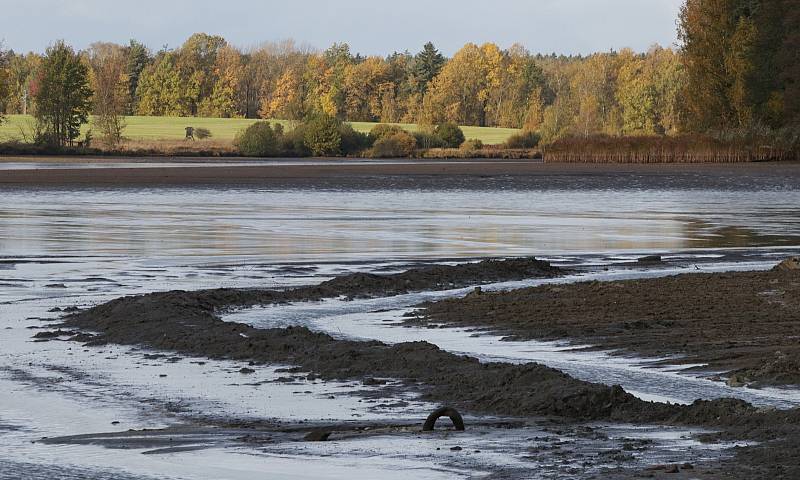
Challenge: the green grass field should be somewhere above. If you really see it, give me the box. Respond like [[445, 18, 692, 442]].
[[0, 115, 519, 145]]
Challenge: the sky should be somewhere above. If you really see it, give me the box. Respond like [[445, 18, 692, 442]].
[[2, 0, 684, 56]]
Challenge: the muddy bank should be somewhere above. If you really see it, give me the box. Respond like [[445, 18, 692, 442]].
[[1, 160, 799, 190], [411, 267, 800, 388], [58, 257, 757, 424], [61, 290, 681, 423], [48, 258, 800, 479], [57, 292, 800, 479]]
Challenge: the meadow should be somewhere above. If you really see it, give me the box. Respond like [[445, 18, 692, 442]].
[[0, 115, 519, 146]]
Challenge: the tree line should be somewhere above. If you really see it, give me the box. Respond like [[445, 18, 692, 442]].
[[0, 0, 797, 151]]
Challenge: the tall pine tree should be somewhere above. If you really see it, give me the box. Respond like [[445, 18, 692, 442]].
[[414, 42, 445, 94], [125, 40, 150, 115]]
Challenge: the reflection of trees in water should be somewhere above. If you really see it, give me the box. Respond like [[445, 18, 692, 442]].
[[684, 219, 800, 248]]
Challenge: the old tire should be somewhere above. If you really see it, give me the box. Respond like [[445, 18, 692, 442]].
[[422, 406, 465, 431]]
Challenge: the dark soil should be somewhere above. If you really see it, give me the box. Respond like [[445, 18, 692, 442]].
[[3, 160, 799, 190], [410, 268, 800, 387], [62, 286, 685, 423]]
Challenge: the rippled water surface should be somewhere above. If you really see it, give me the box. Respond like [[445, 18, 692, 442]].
[[1, 185, 799, 262]]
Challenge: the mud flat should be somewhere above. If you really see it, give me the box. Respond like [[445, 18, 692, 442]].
[[411, 265, 800, 388], [45, 257, 800, 478], [1, 159, 799, 189]]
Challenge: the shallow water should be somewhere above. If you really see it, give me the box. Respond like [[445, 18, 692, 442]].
[[1, 180, 799, 478], [1, 185, 799, 262]]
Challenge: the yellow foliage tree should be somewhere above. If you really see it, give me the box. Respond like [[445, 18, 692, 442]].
[[422, 43, 504, 127]]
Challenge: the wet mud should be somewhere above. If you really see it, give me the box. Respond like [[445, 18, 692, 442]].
[[411, 266, 800, 388], [48, 258, 800, 479]]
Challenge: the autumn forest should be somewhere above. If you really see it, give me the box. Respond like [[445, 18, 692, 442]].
[[0, 0, 798, 159]]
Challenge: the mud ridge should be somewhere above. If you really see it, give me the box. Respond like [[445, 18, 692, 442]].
[[59, 257, 767, 426], [409, 267, 800, 388]]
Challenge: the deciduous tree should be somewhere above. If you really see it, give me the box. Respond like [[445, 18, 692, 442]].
[[33, 41, 93, 147], [177, 33, 227, 115], [199, 46, 243, 118], [136, 52, 186, 116], [422, 43, 503, 127], [87, 42, 129, 146]]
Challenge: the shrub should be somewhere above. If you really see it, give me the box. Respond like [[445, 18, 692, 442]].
[[505, 131, 541, 149], [303, 114, 342, 156], [235, 121, 282, 157], [339, 123, 370, 155], [413, 131, 447, 149], [368, 124, 407, 144], [435, 122, 465, 148], [194, 127, 212, 140], [370, 131, 417, 158], [281, 122, 309, 156], [460, 139, 483, 152]]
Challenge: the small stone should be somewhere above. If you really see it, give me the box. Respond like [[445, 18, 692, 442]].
[[239, 367, 256, 374]]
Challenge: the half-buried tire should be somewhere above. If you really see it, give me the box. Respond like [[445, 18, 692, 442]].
[[422, 406, 465, 431]]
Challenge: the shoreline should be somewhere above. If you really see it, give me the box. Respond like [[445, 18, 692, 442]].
[[1, 158, 798, 187]]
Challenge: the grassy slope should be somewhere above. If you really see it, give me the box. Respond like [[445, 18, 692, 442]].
[[0, 115, 519, 145]]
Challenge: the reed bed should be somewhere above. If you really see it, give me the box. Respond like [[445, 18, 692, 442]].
[[543, 135, 799, 163], [421, 146, 541, 160]]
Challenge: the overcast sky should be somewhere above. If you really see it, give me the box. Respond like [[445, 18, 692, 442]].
[[2, 0, 684, 56]]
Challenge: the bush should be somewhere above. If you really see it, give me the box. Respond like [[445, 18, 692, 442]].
[[194, 127, 212, 140], [280, 122, 309, 156], [460, 139, 483, 152], [413, 131, 447, 149], [505, 131, 541, 149], [368, 124, 407, 144], [370, 131, 417, 158], [435, 122, 465, 148], [339, 123, 370, 155], [235, 121, 282, 157], [303, 114, 342, 156]]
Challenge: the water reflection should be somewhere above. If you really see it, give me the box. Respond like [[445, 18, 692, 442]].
[[0, 187, 798, 262]]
